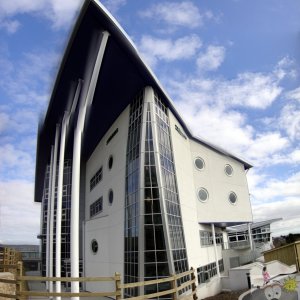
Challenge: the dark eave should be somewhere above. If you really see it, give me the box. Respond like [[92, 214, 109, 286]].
[[34, 0, 252, 203]]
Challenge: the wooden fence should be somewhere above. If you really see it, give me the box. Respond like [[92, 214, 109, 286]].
[[0, 249, 197, 300], [263, 241, 300, 271]]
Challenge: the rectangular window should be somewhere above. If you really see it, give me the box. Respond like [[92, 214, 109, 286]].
[[106, 128, 119, 145], [90, 166, 103, 191], [200, 231, 223, 246], [197, 260, 223, 284], [90, 196, 103, 218]]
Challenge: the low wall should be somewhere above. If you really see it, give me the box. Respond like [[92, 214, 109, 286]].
[[0, 272, 15, 300], [196, 277, 222, 299]]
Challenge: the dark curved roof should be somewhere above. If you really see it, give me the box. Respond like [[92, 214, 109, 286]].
[[34, 0, 252, 202]]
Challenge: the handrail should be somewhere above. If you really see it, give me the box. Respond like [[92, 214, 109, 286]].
[[17, 275, 115, 282]]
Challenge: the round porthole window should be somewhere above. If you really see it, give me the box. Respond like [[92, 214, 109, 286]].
[[198, 188, 209, 202], [229, 192, 237, 205], [195, 157, 205, 170], [225, 164, 233, 176], [91, 239, 98, 254], [108, 155, 113, 170], [108, 189, 113, 205]]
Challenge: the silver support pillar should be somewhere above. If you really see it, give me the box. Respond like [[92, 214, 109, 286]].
[[211, 223, 220, 277], [248, 223, 253, 250], [46, 146, 54, 290], [70, 31, 109, 300], [48, 125, 60, 296], [55, 82, 81, 300]]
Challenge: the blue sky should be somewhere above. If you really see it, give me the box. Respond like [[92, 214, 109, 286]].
[[0, 0, 300, 244]]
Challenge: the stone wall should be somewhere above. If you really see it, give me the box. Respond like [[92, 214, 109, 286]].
[[0, 272, 15, 300]]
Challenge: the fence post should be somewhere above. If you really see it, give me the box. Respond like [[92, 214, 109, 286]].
[[190, 267, 197, 300], [16, 261, 23, 300], [170, 274, 177, 300], [115, 272, 121, 300]]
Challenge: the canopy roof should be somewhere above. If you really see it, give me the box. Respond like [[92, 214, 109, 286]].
[[34, 0, 252, 202], [226, 218, 282, 233]]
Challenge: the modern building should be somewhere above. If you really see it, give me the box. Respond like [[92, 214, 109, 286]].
[[33, 0, 267, 298], [0, 245, 41, 271]]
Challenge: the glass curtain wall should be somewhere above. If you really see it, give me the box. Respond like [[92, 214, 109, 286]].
[[124, 88, 189, 298]]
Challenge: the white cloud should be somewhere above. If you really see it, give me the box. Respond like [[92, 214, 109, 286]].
[[0, 51, 59, 107], [43, 0, 82, 29], [246, 132, 289, 163], [278, 103, 300, 140], [0, 0, 44, 16], [138, 35, 202, 67], [168, 66, 283, 111], [0, 19, 20, 33], [175, 97, 290, 166], [286, 86, 300, 102], [291, 149, 300, 162], [250, 172, 300, 204], [0, 112, 10, 133], [196, 45, 225, 71], [274, 56, 298, 80], [247, 169, 267, 193], [176, 102, 253, 155], [0, 180, 40, 244], [140, 1, 212, 29], [0, 144, 35, 180], [0, 0, 82, 32], [162, 56, 295, 166], [217, 72, 282, 109], [252, 198, 300, 236], [102, 0, 126, 14]]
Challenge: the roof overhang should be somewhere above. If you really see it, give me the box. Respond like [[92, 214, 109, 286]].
[[34, 0, 252, 202]]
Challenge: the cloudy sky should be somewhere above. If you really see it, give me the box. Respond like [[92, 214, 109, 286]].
[[0, 0, 299, 244]]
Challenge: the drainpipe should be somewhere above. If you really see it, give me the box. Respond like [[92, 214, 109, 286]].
[[70, 31, 109, 300], [211, 223, 220, 277]]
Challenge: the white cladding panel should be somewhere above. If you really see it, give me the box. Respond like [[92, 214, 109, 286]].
[[169, 110, 252, 224], [84, 106, 129, 291], [190, 139, 252, 223], [168, 109, 252, 270], [168, 112, 200, 269]]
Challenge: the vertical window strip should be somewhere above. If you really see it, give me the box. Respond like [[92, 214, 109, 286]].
[[143, 103, 171, 298], [154, 93, 189, 292], [124, 91, 143, 298]]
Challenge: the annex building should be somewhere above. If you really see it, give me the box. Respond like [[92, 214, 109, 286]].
[[33, 0, 275, 298]]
